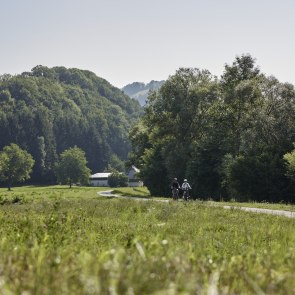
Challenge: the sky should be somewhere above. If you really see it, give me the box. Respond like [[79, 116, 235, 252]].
[[0, 0, 294, 88]]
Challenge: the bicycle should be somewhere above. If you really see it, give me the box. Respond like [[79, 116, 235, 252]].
[[171, 187, 179, 200], [182, 189, 190, 201]]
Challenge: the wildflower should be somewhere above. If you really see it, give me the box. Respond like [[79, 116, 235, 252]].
[[162, 239, 168, 245]]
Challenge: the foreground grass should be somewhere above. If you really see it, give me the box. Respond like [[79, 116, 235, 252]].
[[0, 186, 295, 294]]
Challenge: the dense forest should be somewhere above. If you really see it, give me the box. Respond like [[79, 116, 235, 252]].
[[0, 66, 142, 184], [129, 55, 295, 203]]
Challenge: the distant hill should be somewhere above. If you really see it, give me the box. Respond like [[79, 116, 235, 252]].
[[122, 80, 165, 106], [0, 66, 142, 183]]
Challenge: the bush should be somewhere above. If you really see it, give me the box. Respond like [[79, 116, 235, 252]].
[[225, 151, 293, 202], [108, 171, 128, 187]]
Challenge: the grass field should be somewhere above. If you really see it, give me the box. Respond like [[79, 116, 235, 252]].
[[0, 186, 295, 294]]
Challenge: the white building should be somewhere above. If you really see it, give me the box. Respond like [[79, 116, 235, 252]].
[[89, 166, 143, 187], [127, 165, 143, 187], [89, 172, 111, 186]]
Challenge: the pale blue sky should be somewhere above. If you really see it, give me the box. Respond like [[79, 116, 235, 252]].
[[0, 0, 294, 87]]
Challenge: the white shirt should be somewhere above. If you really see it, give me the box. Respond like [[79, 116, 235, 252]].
[[182, 182, 191, 190]]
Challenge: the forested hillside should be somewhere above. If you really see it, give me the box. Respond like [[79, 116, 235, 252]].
[[0, 66, 142, 183], [129, 55, 295, 203], [122, 80, 165, 106]]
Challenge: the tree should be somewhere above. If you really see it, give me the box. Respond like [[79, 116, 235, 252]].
[[0, 66, 142, 185], [129, 55, 295, 202], [0, 90, 12, 103], [225, 149, 293, 202], [0, 143, 35, 190], [284, 145, 295, 182], [55, 146, 91, 188], [220, 55, 263, 157], [221, 54, 260, 94], [108, 170, 128, 187], [129, 68, 219, 196]]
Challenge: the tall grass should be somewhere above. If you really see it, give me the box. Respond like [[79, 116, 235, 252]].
[[0, 186, 294, 294]]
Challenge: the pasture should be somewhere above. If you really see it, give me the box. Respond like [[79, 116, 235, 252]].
[[0, 186, 294, 294]]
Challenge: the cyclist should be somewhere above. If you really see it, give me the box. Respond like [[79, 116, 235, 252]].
[[170, 178, 180, 200], [181, 179, 192, 201]]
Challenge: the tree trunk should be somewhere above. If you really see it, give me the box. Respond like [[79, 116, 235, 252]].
[[8, 180, 12, 191]]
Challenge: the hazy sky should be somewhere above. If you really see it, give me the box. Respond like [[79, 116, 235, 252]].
[[1, 0, 294, 88]]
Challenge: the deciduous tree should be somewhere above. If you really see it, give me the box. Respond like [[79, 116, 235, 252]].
[[108, 170, 128, 187], [0, 143, 35, 190], [55, 146, 91, 188]]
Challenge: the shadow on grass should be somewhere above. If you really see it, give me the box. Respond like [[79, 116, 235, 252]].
[[132, 188, 150, 194], [112, 189, 152, 199]]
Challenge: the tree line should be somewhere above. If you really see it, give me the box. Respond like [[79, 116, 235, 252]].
[[129, 55, 295, 203], [0, 66, 142, 185], [0, 143, 128, 190], [0, 144, 87, 189]]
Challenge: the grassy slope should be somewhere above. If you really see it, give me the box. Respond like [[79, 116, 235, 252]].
[[112, 187, 152, 198], [0, 186, 295, 294]]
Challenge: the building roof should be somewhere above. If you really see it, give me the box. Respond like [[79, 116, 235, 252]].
[[90, 172, 111, 179], [131, 165, 140, 173]]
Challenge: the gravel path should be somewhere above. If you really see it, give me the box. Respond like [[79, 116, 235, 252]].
[[98, 190, 295, 218], [222, 205, 295, 218]]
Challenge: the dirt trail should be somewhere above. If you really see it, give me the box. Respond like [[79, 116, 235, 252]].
[[222, 205, 295, 218], [98, 190, 295, 219]]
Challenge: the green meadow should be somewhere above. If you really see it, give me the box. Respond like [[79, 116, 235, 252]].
[[0, 186, 295, 294]]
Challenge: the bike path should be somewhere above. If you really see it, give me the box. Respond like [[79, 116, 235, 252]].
[[222, 205, 295, 218], [98, 190, 295, 219]]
